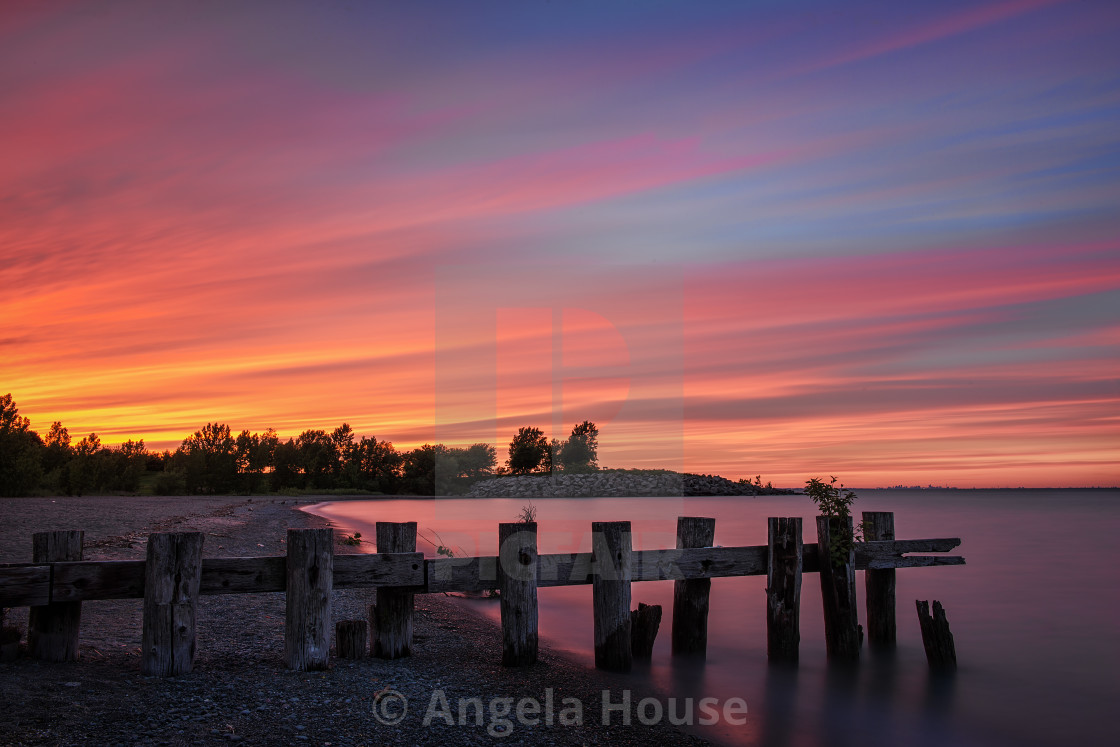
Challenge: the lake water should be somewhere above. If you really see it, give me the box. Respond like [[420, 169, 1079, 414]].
[[308, 490, 1119, 746]]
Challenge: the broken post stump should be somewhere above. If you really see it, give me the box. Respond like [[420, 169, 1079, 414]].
[[28, 530, 84, 662], [630, 602, 662, 660], [372, 522, 416, 659], [284, 528, 333, 671], [766, 517, 802, 664], [672, 516, 716, 656], [336, 620, 367, 659], [141, 532, 204, 677], [863, 511, 897, 650], [592, 521, 632, 672], [816, 515, 860, 663], [916, 600, 957, 672], [498, 521, 538, 667]]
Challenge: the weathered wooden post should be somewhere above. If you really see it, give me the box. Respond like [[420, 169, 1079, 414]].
[[863, 511, 896, 649], [284, 528, 333, 671], [335, 620, 367, 659], [916, 600, 957, 672], [28, 530, 84, 662], [498, 521, 538, 666], [141, 532, 204, 677], [371, 521, 416, 659], [592, 520, 632, 672], [816, 515, 860, 662], [630, 602, 662, 660], [766, 517, 802, 664], [672, 516, 716, 656]]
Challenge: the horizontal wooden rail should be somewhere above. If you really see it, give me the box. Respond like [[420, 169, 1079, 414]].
[[424, 538, 963, 593], [0, 539, 960, 607]]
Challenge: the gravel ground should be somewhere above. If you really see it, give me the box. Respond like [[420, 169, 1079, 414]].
[[0, 496, 709, 746]]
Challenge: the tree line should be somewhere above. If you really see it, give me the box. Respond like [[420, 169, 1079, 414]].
[[0, 394, 599, 497]]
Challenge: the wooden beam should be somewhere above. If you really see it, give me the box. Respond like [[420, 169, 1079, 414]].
[[333, 552, 425, 589], [0, 565, 51, 607], [0, 538, 965, 604]]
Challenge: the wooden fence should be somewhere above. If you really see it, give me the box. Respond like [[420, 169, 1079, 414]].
[[0, 512, 962, 675]]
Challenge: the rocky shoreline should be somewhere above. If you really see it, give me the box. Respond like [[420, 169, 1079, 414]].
[[465, 471, 793, 498], [0, 496, 708, 746]]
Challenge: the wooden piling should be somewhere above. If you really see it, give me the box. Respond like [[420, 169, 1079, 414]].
[[672, 516, 716, 656], [335, 620, 367, 659], [916, 600, 957, 671], [28, 530, 84, 662], [498, 522, 538, 667], [630, 602, 662, 660], [141, 532, 204, 677], [591, 520, 632, 672], [372, 521, 416, 659], [816, 515, 860, 662], [863, 511, 896, 649], [766, 517, 802, 664], [284, 528, 333, 671]]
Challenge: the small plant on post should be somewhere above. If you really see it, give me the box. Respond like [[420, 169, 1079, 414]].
[[517, 501, 537, 523], [805, 477, 860, 565]]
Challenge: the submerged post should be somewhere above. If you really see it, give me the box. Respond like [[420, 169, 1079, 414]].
[[816, 515, 860, 662], [372, 521, 416, 659], [863, 511, 896, 649], [591, 521, 632, 672], [672, 516, 716, 656], [498, 521, 538, 666], [916, 600, 957, 672], [28, 530, 84, 662], [766, 517, 802, 664], [284, 528, 333, 671], [141, 532, 204, 677], [630, 602, 662, 660]]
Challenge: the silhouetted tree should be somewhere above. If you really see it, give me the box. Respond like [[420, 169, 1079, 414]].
[[559, 420, 599, 473], [507, 427, 549, 475], [401, 443, 444, 495], [270, 438, 302, 491], [174, 423, 237, 494], [351, 436, 402, 493], [0, 394, 43, 496], [295, 429, 335, 488]]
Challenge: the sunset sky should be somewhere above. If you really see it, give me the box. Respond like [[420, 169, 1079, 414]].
[[2, 0, 1117, 487]]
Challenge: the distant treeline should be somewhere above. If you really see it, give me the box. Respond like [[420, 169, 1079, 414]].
[[0, 393, 601, 497]]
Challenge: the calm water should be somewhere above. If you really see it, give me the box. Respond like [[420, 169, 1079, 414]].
[[308, 490, 1120, 746]]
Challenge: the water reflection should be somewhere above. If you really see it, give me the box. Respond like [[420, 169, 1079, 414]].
[[308, 490, 1119, 746]]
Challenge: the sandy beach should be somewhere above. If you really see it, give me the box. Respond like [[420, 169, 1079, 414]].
[[0, 496, 706, 746]]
